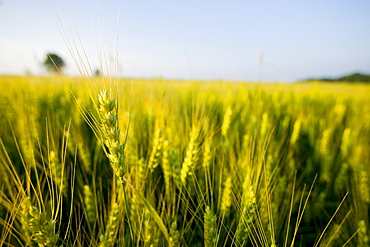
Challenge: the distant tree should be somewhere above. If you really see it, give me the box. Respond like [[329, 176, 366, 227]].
[[94, 69, 101, 77], [43, 53, 65, 74]]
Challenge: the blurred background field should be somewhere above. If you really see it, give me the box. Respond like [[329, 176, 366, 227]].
[[0, 75, 369, 246]]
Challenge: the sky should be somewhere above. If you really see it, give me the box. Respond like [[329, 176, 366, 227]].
[[0, 0, 370, 82]]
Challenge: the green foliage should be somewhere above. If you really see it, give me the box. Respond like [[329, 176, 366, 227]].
[[0, 75, 369, 246], [337, 73, 370, 82], [43, 53, 65, 74], [306, 72, 370, 83]]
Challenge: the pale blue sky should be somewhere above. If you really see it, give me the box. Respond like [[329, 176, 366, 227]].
[[1, 0, 369, 82]]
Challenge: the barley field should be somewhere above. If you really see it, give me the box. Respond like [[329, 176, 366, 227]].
[[0, 75, 369, 246]]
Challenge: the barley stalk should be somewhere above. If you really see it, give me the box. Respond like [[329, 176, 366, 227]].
[[97, 91, 170, 243]]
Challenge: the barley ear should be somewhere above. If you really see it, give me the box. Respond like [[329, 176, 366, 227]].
[[99, 202, 120, 247], [49, 150, 67, 196], [20, 197, 59, 247], [290, 118, 302, 146], [202, 139, 212, 168], [148, 127, 164, 171], [169, 221, 181, 247], [221, 107, 233, 137], [204, 206, 217, 247], [358, 220, 369, 246], [220, 176, 232, 215], [83, 184, 96, 227], [180, 126, 200, 185], [98, 90, 126, 180]]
